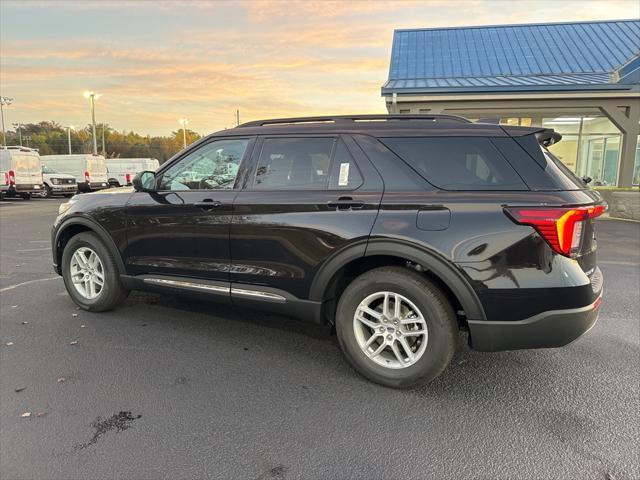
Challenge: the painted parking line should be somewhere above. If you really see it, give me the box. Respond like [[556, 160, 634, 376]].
[[0, 276, 61, 293]]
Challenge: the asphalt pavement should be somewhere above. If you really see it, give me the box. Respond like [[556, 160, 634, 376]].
[[1, 197, 638, 480]]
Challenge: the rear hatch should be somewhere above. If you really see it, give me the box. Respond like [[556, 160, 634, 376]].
[[500, 126, 605, 279], [12, 152, 43, 186], [87, 156, 109, 184]]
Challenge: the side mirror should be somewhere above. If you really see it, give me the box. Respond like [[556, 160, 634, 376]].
[[581, 176, 593, 185], [133, 171, 157, 192]]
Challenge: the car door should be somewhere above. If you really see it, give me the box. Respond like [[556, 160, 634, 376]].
[[125, 136, 254, 283], [230, 134, 383, 302]]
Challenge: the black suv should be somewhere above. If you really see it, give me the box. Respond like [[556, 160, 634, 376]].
[[52, 115, 605, 388]]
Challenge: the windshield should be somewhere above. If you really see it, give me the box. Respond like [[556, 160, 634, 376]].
[[42, 165, 56, 174]]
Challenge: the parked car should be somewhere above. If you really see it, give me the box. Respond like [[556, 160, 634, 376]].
[[105, 157, 160, 187], [40, 164, 78, 198], [0, 146, 44, 200], [40, 154, 109, 192], [51, 115, 605, 388]]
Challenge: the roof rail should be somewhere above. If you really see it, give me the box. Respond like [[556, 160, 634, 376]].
[[237, 114, 470, 128]]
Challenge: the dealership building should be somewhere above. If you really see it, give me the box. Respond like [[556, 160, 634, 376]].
[[382, 19, 640, 187]]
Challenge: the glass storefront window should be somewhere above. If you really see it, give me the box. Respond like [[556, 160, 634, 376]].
[[580, 135, 620, 186], [548, 135, 579, 172], [633, 135, 640, 186]]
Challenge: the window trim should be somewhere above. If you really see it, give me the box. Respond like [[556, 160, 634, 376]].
[[154, 136, 255, 192], [246, 135, 364, 192]]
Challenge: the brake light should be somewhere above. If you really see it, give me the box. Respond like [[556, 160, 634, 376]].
[[84, 171, 90, 183], [506, 205, 606, 256], [125, 173, 131, 184], [8, 170, 15, 186]]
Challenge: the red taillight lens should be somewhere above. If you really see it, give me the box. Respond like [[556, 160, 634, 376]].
[[8, 170, 15, 186], [84, 171, 90, 183], [506, 204, 606, 256], [125, 173, 131, 184]]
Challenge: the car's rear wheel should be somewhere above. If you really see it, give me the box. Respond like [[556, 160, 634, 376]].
[[61, 232, 129, 312], [21, 193, 31, 200], [41, 184, 52, 198], [336, 266, 457, 388]]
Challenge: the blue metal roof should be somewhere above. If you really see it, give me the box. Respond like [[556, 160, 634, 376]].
[[383, 19, 640, 95]]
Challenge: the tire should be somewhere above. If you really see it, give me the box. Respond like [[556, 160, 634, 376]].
[[61, 232, 129, 312], [21, 193, 31, 200], [42, 184, 52, 198], [335, 266, 457, 388]]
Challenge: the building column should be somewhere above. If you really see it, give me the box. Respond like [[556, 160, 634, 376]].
[[599, 102, 640, 187]]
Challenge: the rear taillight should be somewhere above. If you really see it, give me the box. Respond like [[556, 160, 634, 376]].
[[84, 171, 90, 183], [125, 173, 131, 184], [8, 170, 15, 186], [506, 205, 606, 257]]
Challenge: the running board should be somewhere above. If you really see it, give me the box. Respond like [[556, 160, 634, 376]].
[[141, 276, 286, 303]]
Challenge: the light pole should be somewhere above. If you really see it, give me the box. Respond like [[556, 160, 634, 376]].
[[83, 91, 102, 155], [12, 122, 22, 146], [0, 96, 13, 148], [66, 126, 75, 154], [101, 123, 106, 156], [178, 118, 189, 149]]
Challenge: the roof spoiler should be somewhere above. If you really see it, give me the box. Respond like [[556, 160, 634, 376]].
[[535, 129, 562, 147]]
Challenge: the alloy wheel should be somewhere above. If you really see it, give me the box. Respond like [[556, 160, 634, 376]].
[[69, 247, 105, 300], [353, 291, 428, 369]]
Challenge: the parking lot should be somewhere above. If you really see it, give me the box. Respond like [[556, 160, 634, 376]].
[[1, 197, 638, 479]]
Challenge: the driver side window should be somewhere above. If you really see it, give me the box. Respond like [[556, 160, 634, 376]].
[[158, 138, 249, 190]]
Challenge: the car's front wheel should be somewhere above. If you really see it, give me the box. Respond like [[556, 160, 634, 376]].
[[336, 266, 457, 388], [61, 232, 129, 311]]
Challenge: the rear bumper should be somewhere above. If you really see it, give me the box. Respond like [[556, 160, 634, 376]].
[[8, 184, 43, 194], [78, 181, 109, 192], [468, 291, 603, 352]]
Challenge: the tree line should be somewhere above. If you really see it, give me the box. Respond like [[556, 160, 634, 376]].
[[3, 121, 202, 164]]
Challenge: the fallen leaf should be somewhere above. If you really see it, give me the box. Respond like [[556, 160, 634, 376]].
[[5, 342, 14, 346], [20, 412, 32, 418], [15, 387, 25, 393], [69, 341, 78, 346], [11, 305, 17, 308], [72, 313, 78, 317], [80, 325, 86, 328], [21, 321, 28, 325], [57, 377, 65, 383]]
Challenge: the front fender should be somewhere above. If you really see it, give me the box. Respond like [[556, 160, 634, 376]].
[[52, 215, 126, 276]]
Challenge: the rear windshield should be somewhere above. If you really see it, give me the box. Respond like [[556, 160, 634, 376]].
[[13, 154, 41, 173], [381, 137, 527, 190], [88, 157, 108, 174]]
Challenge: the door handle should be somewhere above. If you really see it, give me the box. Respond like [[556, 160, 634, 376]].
[[194, 199, 222, 210], [327, 196, 364, 210]]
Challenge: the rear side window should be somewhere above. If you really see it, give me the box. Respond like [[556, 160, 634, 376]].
[[253, 137, 363, 190], [255, 138, 333, 190], [381, 137, 527, 190]]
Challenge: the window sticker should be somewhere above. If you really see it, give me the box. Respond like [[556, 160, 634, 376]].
[[338, 162, 350, 186]]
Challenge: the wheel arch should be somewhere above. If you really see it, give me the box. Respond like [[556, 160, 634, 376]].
[[310, 238, 485, 324], [54, 217, 126, 276]]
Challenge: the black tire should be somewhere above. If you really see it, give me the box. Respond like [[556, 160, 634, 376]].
[[61, 232, 129, 312], [21, 193, 31, 200], [43, 184, 52, 198], [335, 266, 457, 388]]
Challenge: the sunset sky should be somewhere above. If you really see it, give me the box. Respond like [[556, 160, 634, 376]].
[[1, 0, 638, 136]]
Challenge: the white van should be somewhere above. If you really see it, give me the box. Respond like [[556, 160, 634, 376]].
[[105, 157, 160, 187], [40, 154, 109, 192], [0, 147, 44, 200]]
